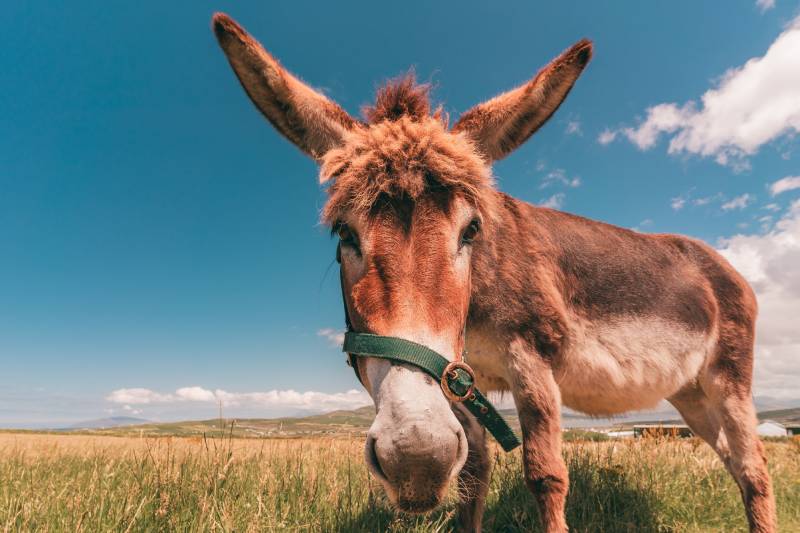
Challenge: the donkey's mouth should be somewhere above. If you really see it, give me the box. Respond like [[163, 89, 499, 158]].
[[396, 494, 442, 514], [367, 440, 447, 514]]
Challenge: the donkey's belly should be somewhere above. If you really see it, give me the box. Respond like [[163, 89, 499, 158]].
[[554, 316, 715, 416]]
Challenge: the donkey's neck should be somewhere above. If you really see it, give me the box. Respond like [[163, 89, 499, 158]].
[[469, 191, 568, 358]]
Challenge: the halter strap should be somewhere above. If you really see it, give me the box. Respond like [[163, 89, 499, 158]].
[[342, 332, 521, 451]]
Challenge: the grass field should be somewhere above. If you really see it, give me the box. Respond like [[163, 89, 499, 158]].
[[1, 432, 798, 532]]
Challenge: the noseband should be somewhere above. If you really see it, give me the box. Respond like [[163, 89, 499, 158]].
[[338, 247, 521, 452]]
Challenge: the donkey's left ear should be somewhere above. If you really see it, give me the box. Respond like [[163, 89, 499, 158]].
[[452, 39, 592, 161], [212, 13, 357, 160]]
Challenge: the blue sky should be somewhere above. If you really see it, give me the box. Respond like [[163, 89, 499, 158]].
[[3, 1, 800, 426]]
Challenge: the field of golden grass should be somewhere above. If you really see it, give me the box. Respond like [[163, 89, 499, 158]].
[[1, 432, 798, 532]]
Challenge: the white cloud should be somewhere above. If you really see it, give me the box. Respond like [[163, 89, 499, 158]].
[[597, 128, 617, 145], [317, 328, 345, 347], [175, 386, 216, 402], [539, 193, 565, 209], [623, 103, 694, 150], [615, 16, 800, 168], [673, 191, 758, 213], [106, 388, 174, 404], [717, 199, 800, 399], [565, 120, 582, 136], [539, 168, 581, 189], [756, 0, 775, 12], [770, 175, 800, 196], [763, 202, 781, 211], [722, 193, 753, 211], [107, 386, 370, 411], [671, 196, 687, 211], [693, 193, 726, 207]]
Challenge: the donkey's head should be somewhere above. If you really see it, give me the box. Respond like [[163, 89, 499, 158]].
[[213, 12, 591, 512]]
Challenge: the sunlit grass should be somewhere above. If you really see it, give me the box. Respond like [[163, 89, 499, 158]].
[[1, 431, 798, 532]]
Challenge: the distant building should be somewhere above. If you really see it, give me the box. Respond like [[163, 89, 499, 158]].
[[756, 420, 791, 437], [606, 429, 634, 439], [633, 424, 693, 438]]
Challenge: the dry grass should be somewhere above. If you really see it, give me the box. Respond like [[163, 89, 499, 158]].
[[1, 432, 798, 532]]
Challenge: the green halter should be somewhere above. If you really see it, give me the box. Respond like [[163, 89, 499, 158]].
[[342, 332, 521, 452]]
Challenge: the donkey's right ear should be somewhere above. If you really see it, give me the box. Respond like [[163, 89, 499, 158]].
[[212, 13, 357, 160]]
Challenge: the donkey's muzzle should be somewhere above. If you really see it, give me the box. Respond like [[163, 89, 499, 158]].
[[367, 422, 462, 512]]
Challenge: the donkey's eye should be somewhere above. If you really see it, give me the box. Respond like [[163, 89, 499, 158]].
[[337, 224, 352, 242], [460, 219, 481, 246], [335, 223, 360, 251]]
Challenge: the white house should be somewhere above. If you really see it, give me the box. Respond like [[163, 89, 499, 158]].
[[756, 420, 788, 437], [606, 429, 634, 439]]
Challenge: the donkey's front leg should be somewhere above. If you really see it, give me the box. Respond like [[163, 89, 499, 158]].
[[508, 338, 568, 533], [452, 404, 491, 533]]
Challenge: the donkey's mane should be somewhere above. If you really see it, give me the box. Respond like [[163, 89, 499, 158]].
[[320, 75, 495, 225]]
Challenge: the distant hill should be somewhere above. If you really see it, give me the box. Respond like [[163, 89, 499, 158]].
[[31, 405, 800, 438], [60, 406, 378, 438], [64, 416, 149, 430], [757, 407, 800, 424]]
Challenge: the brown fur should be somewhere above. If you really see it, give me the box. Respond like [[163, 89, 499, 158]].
[[347, 198, 471, 338], [319, 115, 497, 226], [213, 14, 776, 532], [362, 74, 437, 124]]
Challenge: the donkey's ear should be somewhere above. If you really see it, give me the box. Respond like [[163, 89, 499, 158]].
[[212, 13, 357, 160], [452, 39, 592, 161]]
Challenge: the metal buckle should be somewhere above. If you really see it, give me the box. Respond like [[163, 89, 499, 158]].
[[440, 361, 475, 403]]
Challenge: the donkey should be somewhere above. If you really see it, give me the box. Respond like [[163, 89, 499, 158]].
[[212, 13, 776, 532]]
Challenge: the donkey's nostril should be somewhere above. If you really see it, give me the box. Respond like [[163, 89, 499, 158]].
[[365, 434, 388, 481]]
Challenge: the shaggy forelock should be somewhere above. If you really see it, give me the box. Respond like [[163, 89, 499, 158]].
[[320, 114, 494, 225], [362, 74, 435, 124]]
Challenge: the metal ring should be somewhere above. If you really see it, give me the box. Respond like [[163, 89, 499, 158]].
[[440, 361, 475, 403]]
